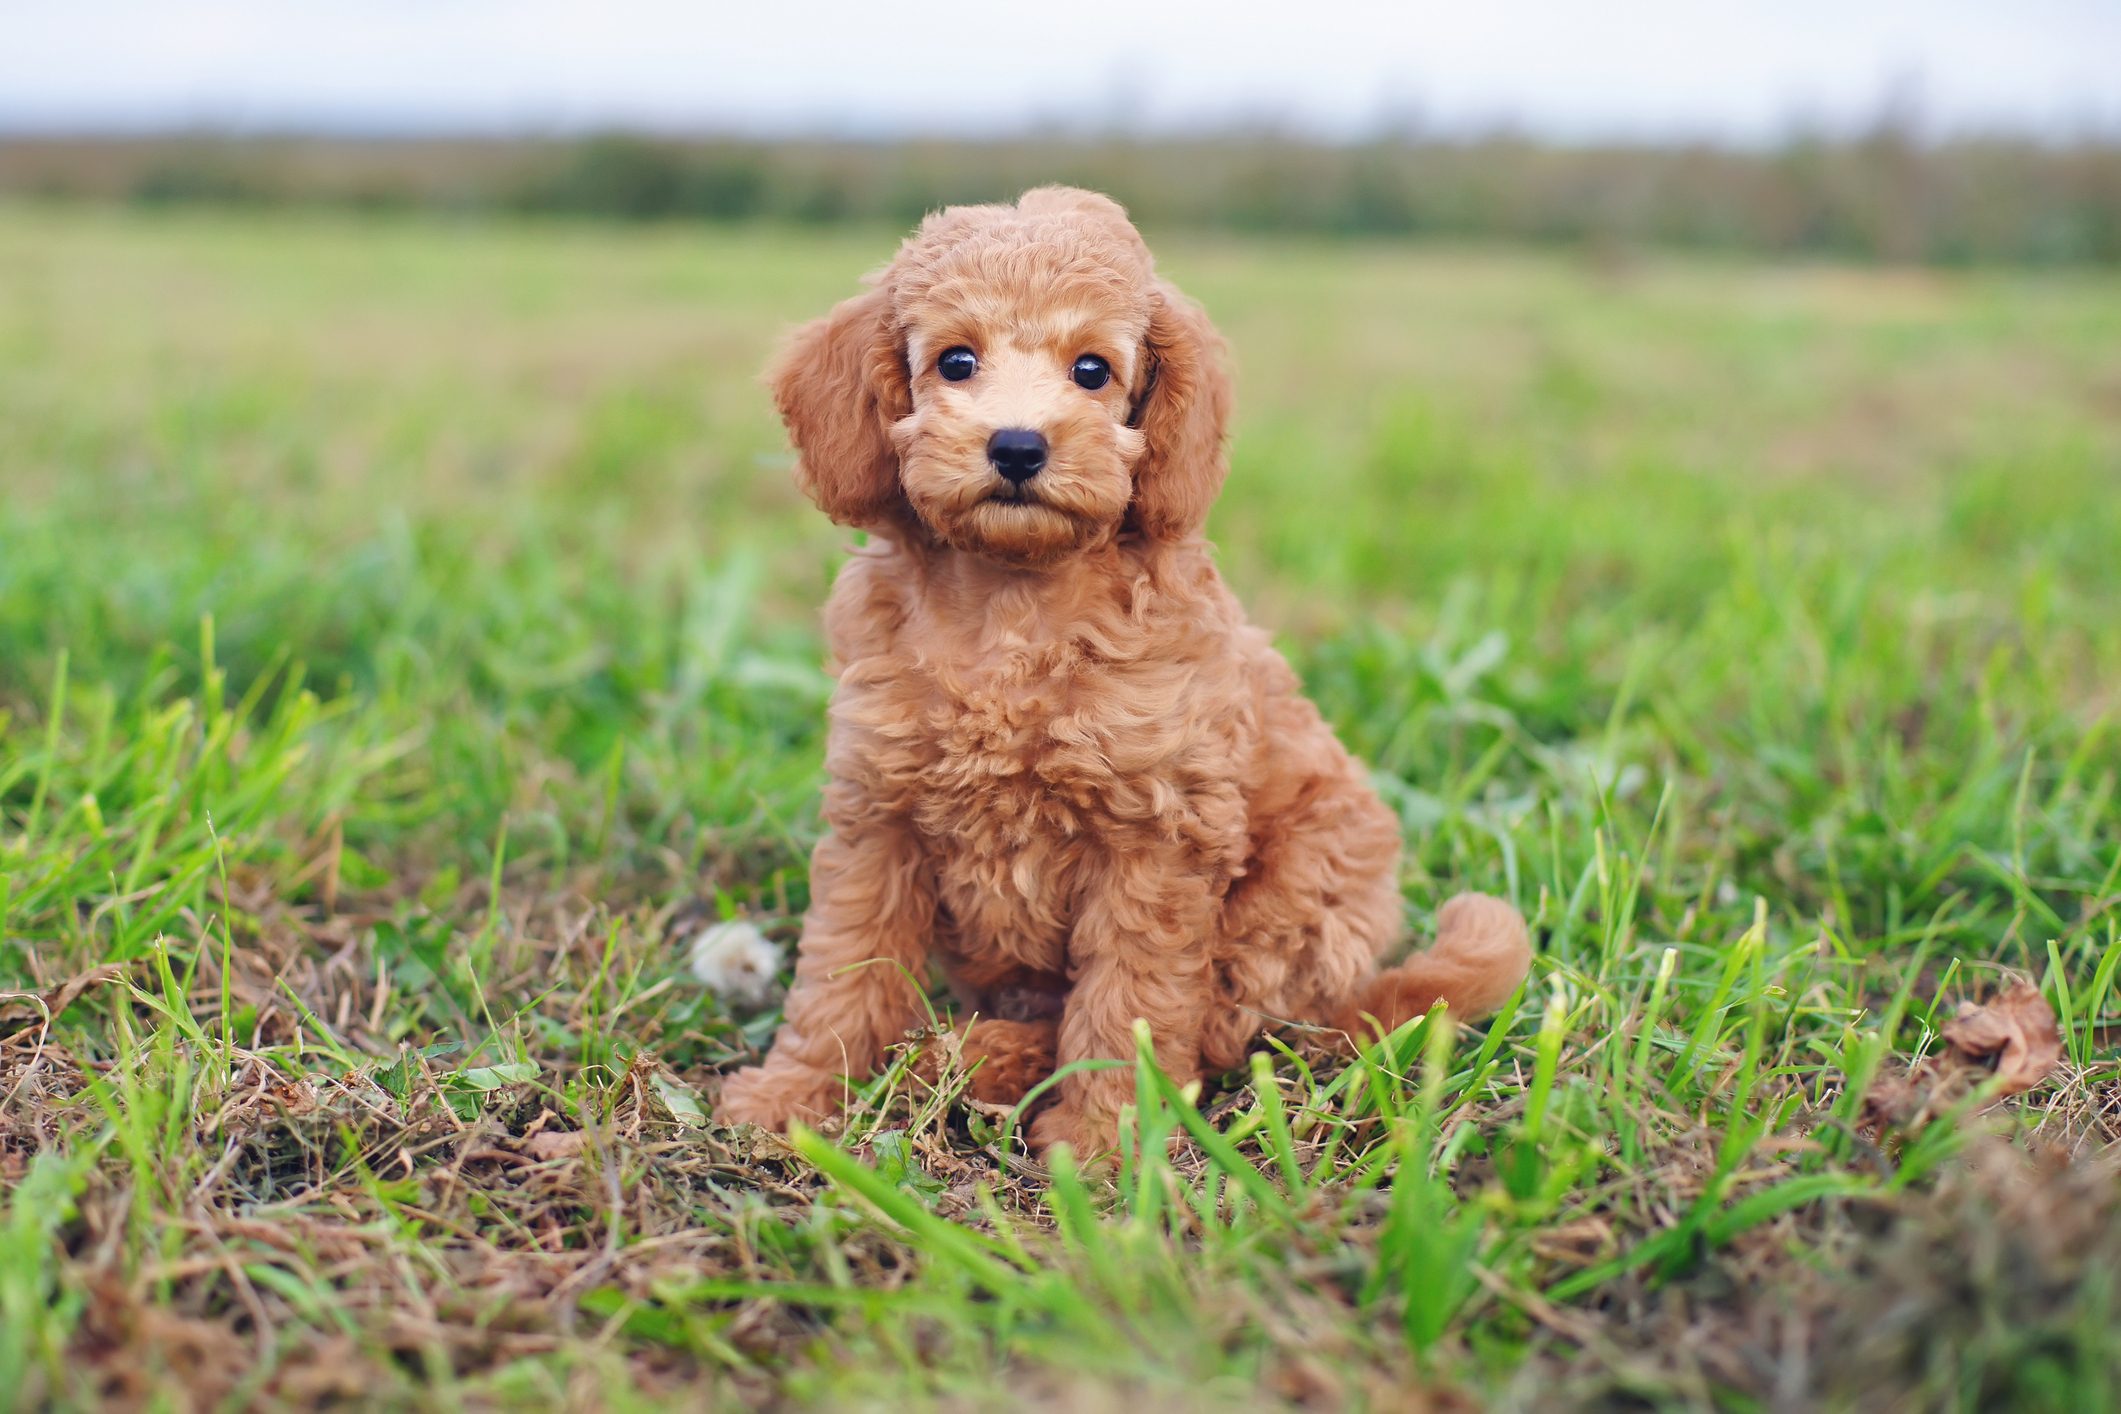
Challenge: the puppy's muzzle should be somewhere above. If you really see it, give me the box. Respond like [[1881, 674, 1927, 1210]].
[[987, 428, 1048, 485]]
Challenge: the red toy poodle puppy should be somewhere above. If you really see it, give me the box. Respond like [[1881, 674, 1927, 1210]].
[[718, 187, 1531, 1157]]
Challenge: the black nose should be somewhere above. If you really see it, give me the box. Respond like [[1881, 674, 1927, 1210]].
[[987, 428, 1048, 483]]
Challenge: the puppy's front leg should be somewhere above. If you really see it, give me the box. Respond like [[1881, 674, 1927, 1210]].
[[1031, 851, 1217, 1160], [718, 810, 933, 1131]]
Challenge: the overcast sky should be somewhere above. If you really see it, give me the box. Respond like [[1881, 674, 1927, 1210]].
[[7, 0, 2119, 142]]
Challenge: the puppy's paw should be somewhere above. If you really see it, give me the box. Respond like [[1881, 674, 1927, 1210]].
[[915, 1018, 1060, 1108], [1029, 1101, 1120, 1167], [716, 1063, 841, 1132]]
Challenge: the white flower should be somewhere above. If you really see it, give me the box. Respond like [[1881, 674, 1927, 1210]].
[[685, 919, 783, 1008]]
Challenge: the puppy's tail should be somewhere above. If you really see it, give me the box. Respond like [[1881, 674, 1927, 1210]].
[[1333, 892, 1532, 1042]]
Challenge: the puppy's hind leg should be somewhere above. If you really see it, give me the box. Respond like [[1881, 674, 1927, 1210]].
[[1201, 760, 1406, 1073]]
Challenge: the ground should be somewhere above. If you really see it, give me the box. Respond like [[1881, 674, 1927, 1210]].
[[1, 204, 2118, 1410]]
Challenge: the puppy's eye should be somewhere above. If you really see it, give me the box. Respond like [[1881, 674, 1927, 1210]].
[[937, 347, 979, 382], [1070, 354, 1112, 391]]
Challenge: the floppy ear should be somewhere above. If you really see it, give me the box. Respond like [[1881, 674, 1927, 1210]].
[[1127, 281, 1231, 541], [768, 285, 911, 529]]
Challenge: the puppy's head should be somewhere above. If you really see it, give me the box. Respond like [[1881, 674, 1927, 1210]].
[[770, 187, 1229, 565]]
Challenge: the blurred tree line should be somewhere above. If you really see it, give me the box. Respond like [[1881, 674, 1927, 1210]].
[[4, 129, 2117, 264]]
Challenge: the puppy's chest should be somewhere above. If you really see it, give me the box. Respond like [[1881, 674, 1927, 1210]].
[[898, 645, 1127, 844], [848, 642, 1196, 948]]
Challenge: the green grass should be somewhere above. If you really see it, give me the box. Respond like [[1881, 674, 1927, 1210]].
[[2, 202, 2118, 1409]]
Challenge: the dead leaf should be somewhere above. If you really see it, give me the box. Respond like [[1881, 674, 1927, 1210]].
[[1858, 1070, 1925, 1136], [1939, 980, 2063, 1096], [1860, 979, 2067, 1143], [0, 964, 124, 1029], [523, 1130, 587, 1161]]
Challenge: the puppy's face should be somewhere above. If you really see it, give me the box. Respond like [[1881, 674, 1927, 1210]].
[[891, 259, 1149, 564], [771, 188, 1230, 566]]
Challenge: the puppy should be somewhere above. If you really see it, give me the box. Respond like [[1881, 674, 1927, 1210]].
[[718, 187, 1531, 1157]]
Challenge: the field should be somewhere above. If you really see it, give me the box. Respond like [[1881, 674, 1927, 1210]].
[[3, 202, 2119, 1409]]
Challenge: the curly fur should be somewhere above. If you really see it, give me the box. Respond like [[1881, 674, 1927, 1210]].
[[718, 187, 1532, 1157]]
